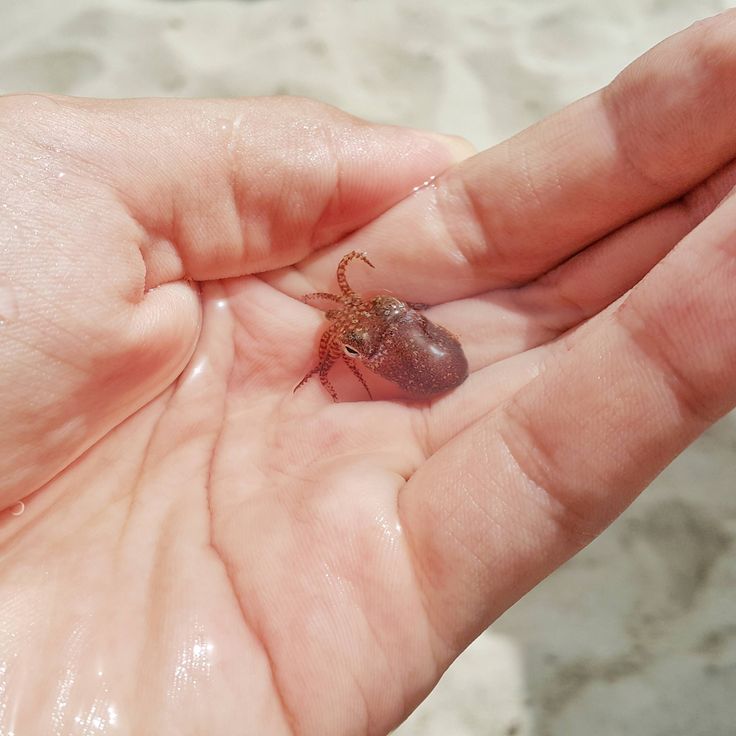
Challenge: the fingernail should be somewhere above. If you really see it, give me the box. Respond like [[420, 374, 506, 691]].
[[417, 131, 477, 163]]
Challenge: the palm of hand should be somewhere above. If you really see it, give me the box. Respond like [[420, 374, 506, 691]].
[[0, 183, 698, 735], [0, 96, 505, 736], [0, 105, 566, 733], [0, 237, 521, 733]]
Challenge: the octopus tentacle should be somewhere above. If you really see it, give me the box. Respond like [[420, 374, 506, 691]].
[[317, 324, 336, 356], [294, 323, 339, 394], [318, 341, 344, 402], [302, 292, 341, 304], [336, 250, 374, 296], [293, 365, 319, 393], [343, 356, 373, 399]]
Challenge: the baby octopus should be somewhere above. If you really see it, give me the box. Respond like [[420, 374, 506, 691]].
[[295, 251, 469, 401]]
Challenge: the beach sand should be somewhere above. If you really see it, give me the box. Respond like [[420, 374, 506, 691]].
[[1, 1, 734, 734]]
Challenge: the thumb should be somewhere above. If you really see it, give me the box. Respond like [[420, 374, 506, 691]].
[[0, 94, 465, 505], [9, 94, 470, 282]]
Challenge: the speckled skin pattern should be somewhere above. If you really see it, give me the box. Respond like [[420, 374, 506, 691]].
[[296, 251, 469, 401]]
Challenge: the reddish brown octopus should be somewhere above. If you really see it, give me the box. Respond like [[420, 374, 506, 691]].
[[295, 251, 469, 401]]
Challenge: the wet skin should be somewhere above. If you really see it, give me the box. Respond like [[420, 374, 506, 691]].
[[2, 14, 736, 735]]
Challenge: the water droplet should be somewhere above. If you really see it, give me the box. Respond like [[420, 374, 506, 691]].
[[10, 501, 24, 516], [181, 356, 208, 386], [0, 281, 18, 325], [57, 171, 66, 179], [412, 174, 437, 193], [107, 705, 118, 726]]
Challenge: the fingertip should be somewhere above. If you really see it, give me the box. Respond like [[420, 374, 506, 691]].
[[414, 130, 477, 164]]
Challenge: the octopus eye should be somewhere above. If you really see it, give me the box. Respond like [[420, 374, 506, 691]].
[[343, 344, 360, 357]]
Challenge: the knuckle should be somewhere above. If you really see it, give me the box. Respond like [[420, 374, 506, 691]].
[[500, 398, 602, 547], [615, 298, 719, 425]]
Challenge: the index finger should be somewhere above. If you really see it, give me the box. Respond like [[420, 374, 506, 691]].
[[304, 10, 736, 302]]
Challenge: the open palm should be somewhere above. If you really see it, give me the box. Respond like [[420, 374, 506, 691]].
[[3, 15, 736, 736]]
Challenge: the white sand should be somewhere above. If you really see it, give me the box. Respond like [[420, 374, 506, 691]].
[[1, 1, 734, 734]]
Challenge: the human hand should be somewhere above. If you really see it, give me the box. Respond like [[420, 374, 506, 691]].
[[2, 11, 736, 736]]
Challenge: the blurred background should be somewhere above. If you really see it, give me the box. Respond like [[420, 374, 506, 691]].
[[1, 1, 734, 734]]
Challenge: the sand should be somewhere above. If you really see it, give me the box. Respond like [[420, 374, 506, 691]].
[[1, 1, 734, 734]]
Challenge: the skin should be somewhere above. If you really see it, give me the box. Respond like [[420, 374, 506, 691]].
[[2, 10, 736, 736]]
